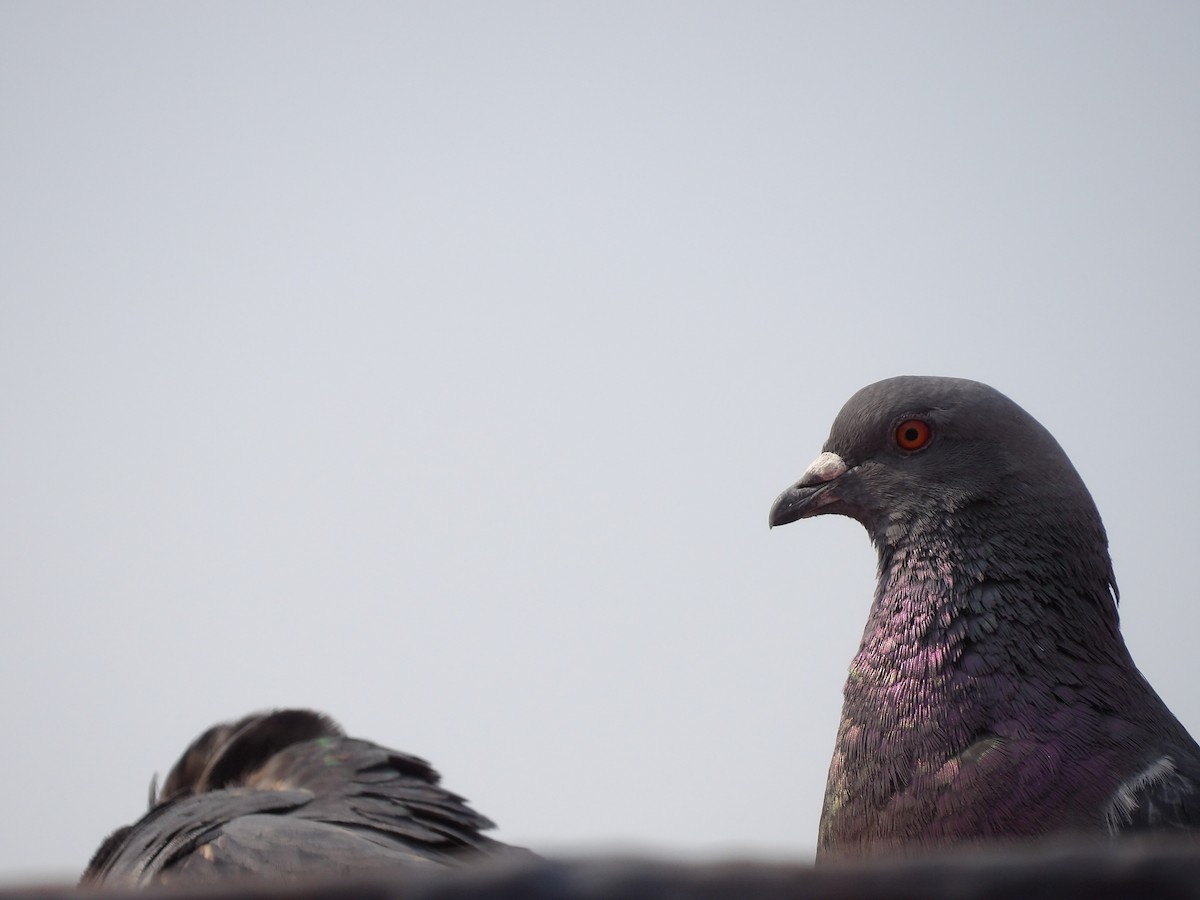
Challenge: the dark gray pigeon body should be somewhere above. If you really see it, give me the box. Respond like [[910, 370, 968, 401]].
[[82, 709, 527, 887], [769, 376, 1200, 861]]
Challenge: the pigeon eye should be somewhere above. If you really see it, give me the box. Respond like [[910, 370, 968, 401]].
[[895, 419, 932, 451]]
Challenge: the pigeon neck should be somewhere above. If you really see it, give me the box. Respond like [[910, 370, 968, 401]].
[[861, 505, 1123, 684]]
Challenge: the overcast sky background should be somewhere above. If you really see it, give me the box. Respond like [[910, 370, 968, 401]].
[[2, 2, 1198, 883]]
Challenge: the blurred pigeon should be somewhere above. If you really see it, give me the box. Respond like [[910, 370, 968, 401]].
[[82, 709, 528, 887], [769, 376, 1200, 860]]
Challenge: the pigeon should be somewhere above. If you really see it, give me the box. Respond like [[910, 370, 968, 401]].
[[82, 709, 529, 887], [769, 376, 1200, 861]]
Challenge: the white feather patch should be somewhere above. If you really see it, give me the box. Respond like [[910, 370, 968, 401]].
[[1104, 755, 1178, 835]]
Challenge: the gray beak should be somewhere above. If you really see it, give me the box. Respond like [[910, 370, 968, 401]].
[[769, 451, 849, 527]]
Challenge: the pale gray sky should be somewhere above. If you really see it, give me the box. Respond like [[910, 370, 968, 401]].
[[2, 1, 1198, 883]]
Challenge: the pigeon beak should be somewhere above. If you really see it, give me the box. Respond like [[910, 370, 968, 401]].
[[769, 451, 849, 528]]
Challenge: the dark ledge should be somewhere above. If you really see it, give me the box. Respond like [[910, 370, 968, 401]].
[[48, 842, 1200, 900]]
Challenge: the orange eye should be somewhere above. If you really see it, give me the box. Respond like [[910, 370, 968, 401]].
[[895, 419, 932, 451]]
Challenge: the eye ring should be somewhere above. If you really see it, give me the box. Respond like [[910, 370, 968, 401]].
[[895, 419, 932, 452]]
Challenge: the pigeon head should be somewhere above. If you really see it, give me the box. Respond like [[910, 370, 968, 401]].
[[769, 376, 1108, 555]]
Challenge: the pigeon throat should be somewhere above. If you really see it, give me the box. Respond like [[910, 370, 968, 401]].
[[858, 513, 1124, 697]]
